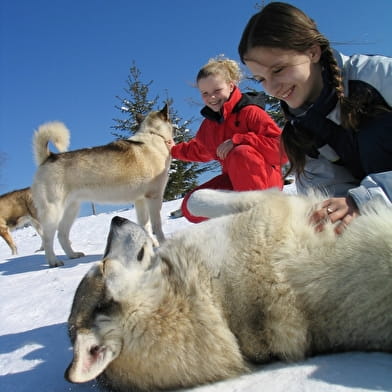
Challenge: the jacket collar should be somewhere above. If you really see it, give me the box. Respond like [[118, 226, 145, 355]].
[[232, 91, 266, 112]]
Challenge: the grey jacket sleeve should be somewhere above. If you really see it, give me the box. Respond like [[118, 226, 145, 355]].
[[348, 171, 392, 212]]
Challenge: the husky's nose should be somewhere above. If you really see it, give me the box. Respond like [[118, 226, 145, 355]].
[[111, 216, 129, 227]]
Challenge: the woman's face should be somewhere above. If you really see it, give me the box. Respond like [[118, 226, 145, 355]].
[[198, 74, 234, 112], [244, 46, 323, 109]]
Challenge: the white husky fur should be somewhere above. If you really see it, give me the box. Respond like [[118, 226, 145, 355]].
[[65, 189, 392, 391], [32, 105, 172, 267]]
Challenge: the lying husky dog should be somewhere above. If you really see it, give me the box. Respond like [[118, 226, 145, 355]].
[[65, 189, 392, 391], [32, 105, 172, 267], [0, 187, 43, 255]]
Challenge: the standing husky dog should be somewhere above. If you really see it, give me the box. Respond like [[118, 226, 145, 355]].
[[65, 189, 392, 391], [32, 105, 172, 267], [0, 187, 43, 255]]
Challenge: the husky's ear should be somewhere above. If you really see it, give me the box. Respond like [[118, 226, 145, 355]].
[[65, 330, 120, 384], [135, 113, 144, 125], [159, 103, 169, 121]]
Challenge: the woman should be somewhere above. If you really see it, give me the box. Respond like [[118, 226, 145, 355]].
[[238, 1, 392, 232]]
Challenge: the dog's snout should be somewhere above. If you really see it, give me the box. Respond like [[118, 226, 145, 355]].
[[112, 216, 128, 227]]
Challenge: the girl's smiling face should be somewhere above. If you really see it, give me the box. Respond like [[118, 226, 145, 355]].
[[198, 74, 234, 113], [243, 46, 323, 109]]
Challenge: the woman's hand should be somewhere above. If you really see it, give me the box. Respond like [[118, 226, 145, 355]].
[[217, 139, 234, 159], [311, 196, 360, 234]]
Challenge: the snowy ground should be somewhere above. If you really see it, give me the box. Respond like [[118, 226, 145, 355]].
[[0, 187, 391, 391]]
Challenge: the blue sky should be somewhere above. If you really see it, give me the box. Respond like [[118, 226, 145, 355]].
[[1, 0, 392, 214]]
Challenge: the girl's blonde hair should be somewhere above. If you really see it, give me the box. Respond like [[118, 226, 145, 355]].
[[196, 56, 243, 86], [238, 2, 391, 176]]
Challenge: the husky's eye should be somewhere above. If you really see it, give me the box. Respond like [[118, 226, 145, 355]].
[[137, 246, 144, 261]]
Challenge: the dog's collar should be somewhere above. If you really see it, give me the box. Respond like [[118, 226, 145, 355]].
[[149, 131, 173, 151]]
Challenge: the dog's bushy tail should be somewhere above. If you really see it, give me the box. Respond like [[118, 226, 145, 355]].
[[188, 189, 277, 219], [33, 121, 70, 165]]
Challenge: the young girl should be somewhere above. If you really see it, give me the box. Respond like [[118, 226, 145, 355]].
[[238, 1, 392, 233], [171, 57, 286, 223]]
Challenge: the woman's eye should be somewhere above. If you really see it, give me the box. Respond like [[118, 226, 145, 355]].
[[272, 67, 284, 74]]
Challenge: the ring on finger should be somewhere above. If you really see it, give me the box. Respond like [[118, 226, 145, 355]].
[[326, 207, 334, 214]]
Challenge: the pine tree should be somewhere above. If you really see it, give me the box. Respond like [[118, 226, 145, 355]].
[[165, 113, 199, 200], [112, 62, 158, 139], [112, 61, 210, 201]]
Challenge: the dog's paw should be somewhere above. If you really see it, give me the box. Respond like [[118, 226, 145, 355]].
[[49, 259, 65, 268]]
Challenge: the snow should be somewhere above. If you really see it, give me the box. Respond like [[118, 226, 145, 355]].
[[0, 189, 391, 392]]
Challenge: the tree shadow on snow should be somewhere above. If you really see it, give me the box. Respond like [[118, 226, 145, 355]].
[[0, 323, 98, 391], [0, 253, 103, 276]]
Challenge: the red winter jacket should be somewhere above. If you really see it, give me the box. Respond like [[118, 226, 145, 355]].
[[171, 87, 285, 174]]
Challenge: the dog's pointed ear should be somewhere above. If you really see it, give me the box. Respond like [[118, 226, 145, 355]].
[[159, 103, 169, 121], [65, 331, 118, 384], [135, 113, 144, 125]]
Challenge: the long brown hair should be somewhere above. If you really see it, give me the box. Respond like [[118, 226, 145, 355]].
[[238, 2, 390, 175]]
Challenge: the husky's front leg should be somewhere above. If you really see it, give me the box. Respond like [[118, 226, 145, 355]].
[[146, 197, 165, 243], [134, 199, 161, 246]]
